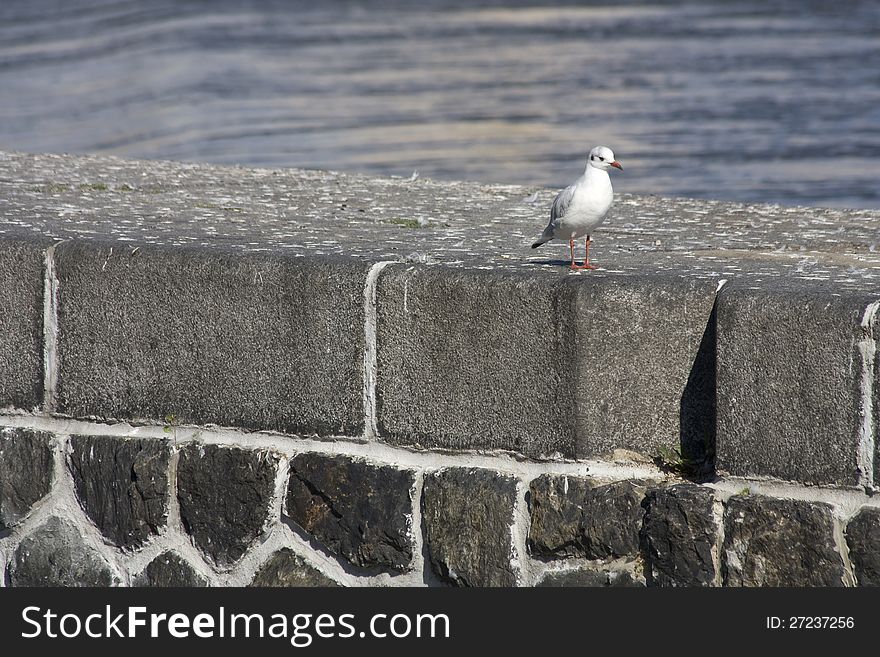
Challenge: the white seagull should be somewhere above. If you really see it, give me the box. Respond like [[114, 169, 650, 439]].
[[531, 146, 623, 269]]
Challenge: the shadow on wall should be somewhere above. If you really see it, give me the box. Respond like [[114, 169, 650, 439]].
[[676, 303, 718, 482]]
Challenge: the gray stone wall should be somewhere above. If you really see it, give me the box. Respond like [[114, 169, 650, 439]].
[[1, 152, 879, 587]]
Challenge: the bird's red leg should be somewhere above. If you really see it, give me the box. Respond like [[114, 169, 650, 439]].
[[569, 239, 579, 270], [583, 236, 598, 270]]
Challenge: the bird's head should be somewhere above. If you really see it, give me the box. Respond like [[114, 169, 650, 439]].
[[588, 146, 623, 172]]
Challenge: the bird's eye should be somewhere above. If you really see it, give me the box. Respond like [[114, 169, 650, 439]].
[[598, 156, 605, 161]]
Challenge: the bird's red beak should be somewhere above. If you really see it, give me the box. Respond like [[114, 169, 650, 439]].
[[610, 161, 623, 170]]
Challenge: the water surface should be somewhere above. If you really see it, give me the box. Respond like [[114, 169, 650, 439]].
[[1, 0, 878, 208]]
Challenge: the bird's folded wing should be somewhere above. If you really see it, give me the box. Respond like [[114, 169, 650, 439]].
[[549, 183, 576, 227]]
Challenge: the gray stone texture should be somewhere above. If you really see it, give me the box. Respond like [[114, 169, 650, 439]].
[[177, 443, 279, 567], [845, 508, 880, 587], [53, 241, 368, 437], [536, 567, 643, 587], [377, 265, 717, 459], [134, 551, 208, 587], [722, 495, 845, 587], [0, 428, 53, 529], [250, 548, 341, 587], [285, 453, 414, 571], [1, 152, 877, 289], [68, 435, 170, 549], [8, 516, 118, 586], [528, 475, 646, 560], [0, 238, 46, 411], [640, 484, 717, 587], [717, 284, 877, 486], [422, 467, 518, 587]]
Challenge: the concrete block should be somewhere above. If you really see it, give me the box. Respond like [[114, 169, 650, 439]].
[[716, 284, 877, 486], [54, 242, 369, 436], [376, 265, 716, 460], [0, 238, 46, 411]]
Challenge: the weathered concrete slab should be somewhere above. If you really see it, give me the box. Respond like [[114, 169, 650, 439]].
[[2, 151, 880, 472], [716, 284, 878, 486], [53, 242, 368, 435], [377, 265, 716, 459], [0, 152, 878, 288], [0, 237, 46, 412]]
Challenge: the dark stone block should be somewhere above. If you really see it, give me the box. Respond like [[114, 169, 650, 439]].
[[0, 428, 54, 529], [376, 266, 716, 460], [845, 508, 880, 587], [722, 495, 845, 586], [422, 467, 518, 587], [54, 242, 368, 436], [285, 453, 414, 571], [177, 444, 279, 567], [9, 517, 117, 586], [250, 548, 341, 587], [134, 551, 208, 587], [717, 285, 876, 486], [640, 484, 717, 587], [528, 475, 646, 560], [68, 435, 170, 549], [0, 238, 46, 412], [536, 568, 643, 587]]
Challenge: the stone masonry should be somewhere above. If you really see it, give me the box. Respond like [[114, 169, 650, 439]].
[[1, 152, 879, 587]]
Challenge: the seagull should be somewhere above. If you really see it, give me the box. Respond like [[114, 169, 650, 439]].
[[531, 146, 623, 269]]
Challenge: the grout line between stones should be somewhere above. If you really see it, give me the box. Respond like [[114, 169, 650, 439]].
[[42, 242, 61, 413], [0, 413, 665, 483], [856, 299, 879, 493], [831, 516, 856, 587], [362, 260, 394, 440], [710, 496, 726, 587], [510, 478, 532, 587], [407, 470, 430, 587]]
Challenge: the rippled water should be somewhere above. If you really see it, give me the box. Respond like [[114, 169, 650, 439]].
[[1, 0, 879, 208]]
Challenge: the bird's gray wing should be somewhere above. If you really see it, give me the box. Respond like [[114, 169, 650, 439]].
[[549, 183, 576, 228]]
